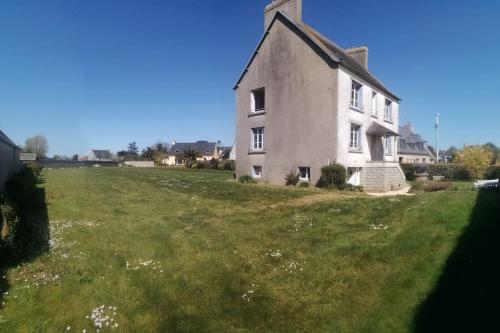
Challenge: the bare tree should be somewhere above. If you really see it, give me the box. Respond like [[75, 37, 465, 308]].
[[24, 135, 49, 159]]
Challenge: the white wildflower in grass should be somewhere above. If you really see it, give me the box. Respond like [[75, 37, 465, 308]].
[[88, 305, 119, 330], [369, 224, 390, 231], [241, 283, 259, 303], [289, 213, 313, 232], [328, 208, 342, 214], [264, 249, 282, 260], [125, 258, 163, 272], [281, 261, 304, 274]]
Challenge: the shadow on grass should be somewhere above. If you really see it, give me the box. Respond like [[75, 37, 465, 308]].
[[0, 172, 49, 307], [413, 189, 500, 332]]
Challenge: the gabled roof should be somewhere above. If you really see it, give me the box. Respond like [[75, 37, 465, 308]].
[[169, 141, 217, 156], [92, 150, 112, 160], [366, 122, 399, 136], [398, 124, 433, 156], [0, 130, 21, 150], [234, 11, 400, 101]]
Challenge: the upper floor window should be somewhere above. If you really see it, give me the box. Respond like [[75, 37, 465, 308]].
[[371, 92, 377, 117], [350, 123, 362, 150], [298, 167, 311, 181], [384, 99, 393, 122], [251, 127, 264, 151], [251, 88, 265, 113], [350, 81, 363, 109]]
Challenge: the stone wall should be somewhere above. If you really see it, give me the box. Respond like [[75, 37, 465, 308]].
[[123, 161, 155, 168], [361, 163, 407, 192]]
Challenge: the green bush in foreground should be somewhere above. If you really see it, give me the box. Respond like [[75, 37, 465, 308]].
[[284, 172, 300, 186], [316, 163, 346, 189], [298, 181, 310, 188], [238, 175, 256, 184]]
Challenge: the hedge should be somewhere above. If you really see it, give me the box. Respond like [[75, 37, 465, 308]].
[[484, 165, 500, 180], [427, 164, 471, 181]]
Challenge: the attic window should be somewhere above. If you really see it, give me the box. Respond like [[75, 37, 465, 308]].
[[251, 88, 265, 113]]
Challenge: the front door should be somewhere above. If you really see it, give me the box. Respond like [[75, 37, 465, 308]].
[[370, 135, 384, 161]]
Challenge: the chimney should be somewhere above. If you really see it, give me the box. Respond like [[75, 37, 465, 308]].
[[264, 0, 302, 31], [345, 46, 369, 70]]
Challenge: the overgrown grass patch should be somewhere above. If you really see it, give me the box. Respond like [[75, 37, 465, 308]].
[[0, 167, 496, 332]]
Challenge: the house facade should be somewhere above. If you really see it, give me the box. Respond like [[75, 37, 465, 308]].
[[0, 130, 21, 191], [398, 123, 435, 164], [234, 0, 406, 191], [165, 141, 219, 166]]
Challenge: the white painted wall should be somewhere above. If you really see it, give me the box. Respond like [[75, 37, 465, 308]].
[[336, 68, 399, 168]]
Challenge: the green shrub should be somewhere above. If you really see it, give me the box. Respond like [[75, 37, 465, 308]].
[[238, 175, 256, 184], [284, 172, 300, 186], [26, 161, 43, 177], [343, 184, 363, 192], [196, 161, 209, 169], [219, 160, 236, 171], [400, 164, 429, 181], [5, 168, 38, 204], [316, 163, 346, 189], [423, 181, 454, 192], [0, 197, 20, 249], [298, 181, 310, 188], [484, 165, 500, 180], [427, 164, 471, 181], [209, 158, 219, 169]]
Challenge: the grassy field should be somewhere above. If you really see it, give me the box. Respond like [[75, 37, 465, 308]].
[[0, 167, 498, 332]]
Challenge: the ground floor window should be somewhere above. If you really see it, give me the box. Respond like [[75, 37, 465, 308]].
[[384, 136, 393, 155], [347, 167, 362, 186], [298, 167, 311, 181], [252, 166, 262, 178]]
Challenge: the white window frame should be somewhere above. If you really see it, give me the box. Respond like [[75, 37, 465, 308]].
[[250, 88, 265, 113], [350, 80, 363, 109], [384, 99, 393, 122], [298, 167, 311, 182], [252, 165, 262, 178], [349, 123, 362, 151], [384, 136, 393, 155], [371, 92, 378, 117], [251, 127, 264, 151]]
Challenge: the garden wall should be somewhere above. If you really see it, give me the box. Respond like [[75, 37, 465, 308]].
[[0, 134, 21, 191]]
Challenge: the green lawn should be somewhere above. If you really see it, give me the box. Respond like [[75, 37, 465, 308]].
[[0, 168, 498, 332]]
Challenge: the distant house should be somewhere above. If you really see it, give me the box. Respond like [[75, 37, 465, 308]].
[[165, 141, 218, 165], [20, 152, 37, 163], [0, 130, 21, 191], [397, 123, 435, 164], [217, 146, 233, 160], [88, 150, 113, 161]]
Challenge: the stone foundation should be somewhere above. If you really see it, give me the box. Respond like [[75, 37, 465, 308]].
[[361, 162, 407, 192]]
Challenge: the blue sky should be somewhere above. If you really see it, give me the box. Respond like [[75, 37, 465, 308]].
[[1, 0, 499, 156]]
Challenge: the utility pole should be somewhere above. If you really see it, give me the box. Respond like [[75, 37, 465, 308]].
[[435, 113, 440, 162]]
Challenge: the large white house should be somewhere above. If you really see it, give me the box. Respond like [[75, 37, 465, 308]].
[[234, 0, 406, 191]]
